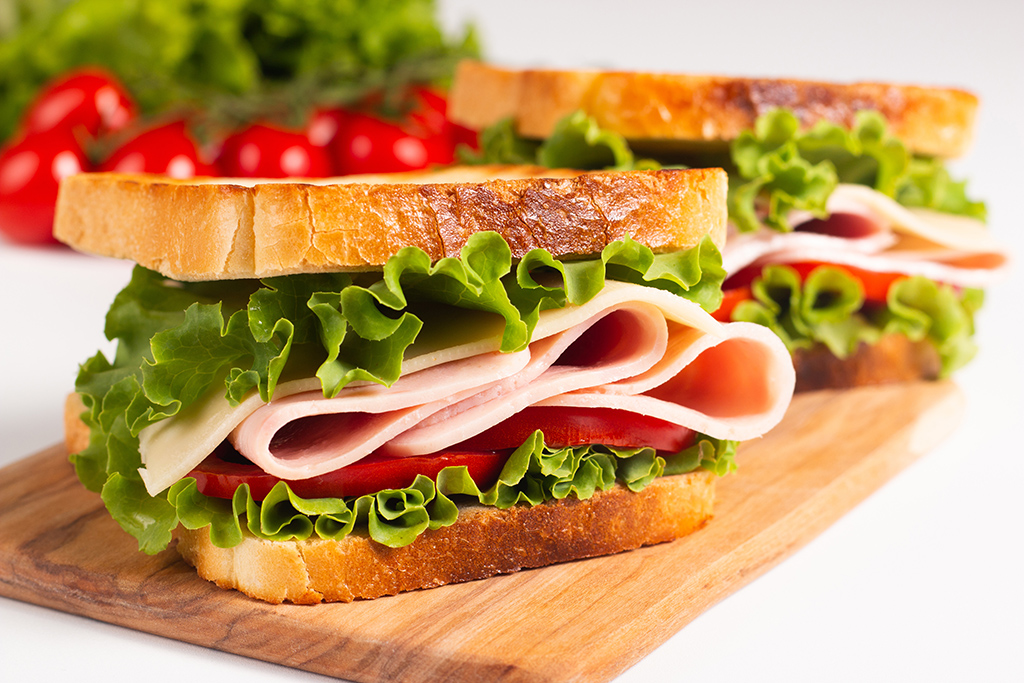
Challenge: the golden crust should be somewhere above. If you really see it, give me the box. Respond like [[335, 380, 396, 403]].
[[793, 334, 942, 392], [176, 471, 717, 604], [53, 165, 728, 282], [448, 61, 979, 159], [64, 393, 90, 455]]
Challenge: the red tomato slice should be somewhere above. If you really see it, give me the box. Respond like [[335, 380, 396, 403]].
[[453, 406, 695, 453], [190, 407, 695, 501], [716, 262, 908, 319], [99, 121, 217, 178], [0, 129, 89, 244], [190, 447, 508, 501], [785, 262, 905, 303], [218, 123, 333, 178], [712, 286, 752, 322], [22, 68, 135, 138]]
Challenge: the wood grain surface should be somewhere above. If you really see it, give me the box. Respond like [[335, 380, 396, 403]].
[[0, 381, 964, 683]]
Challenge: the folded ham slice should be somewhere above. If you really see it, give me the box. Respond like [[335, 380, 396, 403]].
[[723, 183, 1010, 288], [225, 282, 795, 481]]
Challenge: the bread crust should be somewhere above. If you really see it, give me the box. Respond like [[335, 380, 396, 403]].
[[176, 471, 717, 604], [53, 166, 727, 282], [793, 334, 942, 392], [64, 393, 90, 456], [448, 62, 979, 159]]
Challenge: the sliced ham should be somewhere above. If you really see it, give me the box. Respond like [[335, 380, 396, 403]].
[[384, 303, 670, 456], [723, 184, 1010, 289], [219, 283, 793, 481]]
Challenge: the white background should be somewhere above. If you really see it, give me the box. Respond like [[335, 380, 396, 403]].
[[2, 1, 1023, 681]]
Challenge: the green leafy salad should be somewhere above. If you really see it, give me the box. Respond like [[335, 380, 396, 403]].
[[0, 0, 479, 141], [463, 108, 987, 375], [74, 231, 734, 554]]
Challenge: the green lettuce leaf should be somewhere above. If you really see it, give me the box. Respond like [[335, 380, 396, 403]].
[[75, 231, 726, 553], [461, 108, 985, 231], [169, 431, 738, 551], [730, 265, 980, 376], [727, 109, 986, 232], [895, 157, 987, 220], [459, 117, 540, 165], [460, 111, 658, 170]]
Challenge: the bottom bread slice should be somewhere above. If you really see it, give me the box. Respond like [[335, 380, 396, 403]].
[[176, 470, 717, 604], [793, 333, 941, 392]]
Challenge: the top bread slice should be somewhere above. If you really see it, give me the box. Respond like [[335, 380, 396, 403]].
[[53, 165, 727, 281], [447, 61, 978, 159]]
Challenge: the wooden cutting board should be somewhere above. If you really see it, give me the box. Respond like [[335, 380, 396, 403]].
[[0, 381, 963, 683]]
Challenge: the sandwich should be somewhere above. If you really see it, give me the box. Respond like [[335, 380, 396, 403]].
[[55, 165, 795, 603], [447, 62, 1009, 391]]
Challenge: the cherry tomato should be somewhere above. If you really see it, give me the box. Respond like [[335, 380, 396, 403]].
[[22, 68, 135, 138], [218, 123, 333, 178], [455, 407, 696, 453], [407, 86, 450, 137], [189, 446, 508, 501], [408, 86, 479, 151], [98, 121, 216, 178], [0, 130, 89, 244], [333, 111, 454, 175], [306, 107, 349, 149]]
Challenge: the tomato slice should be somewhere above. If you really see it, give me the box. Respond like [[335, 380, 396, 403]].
[[190, 446, 509, 501], [712, 286, 752, 322], [788, 262, 905, 303], [717, 261, 908, 319], [454, 406, 695, 453], [190, 407, 695, 501]]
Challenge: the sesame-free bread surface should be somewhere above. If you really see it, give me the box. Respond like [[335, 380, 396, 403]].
[[175, 470, 716, 604], [792, 334, 942, 392], [53, 165, 727, 281], [448, 61, 978, 159]]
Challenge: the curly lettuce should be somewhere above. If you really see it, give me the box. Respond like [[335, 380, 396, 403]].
[[460, 110, 659, 171], [730, 265, 981, 375], [73, 231, 726, 553], [162, 432, 737, 553], [728, 109, 987, 232]]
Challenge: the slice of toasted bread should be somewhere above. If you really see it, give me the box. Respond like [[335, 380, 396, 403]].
[[53, 165, 727, 282], [176, 470, 716, 604], [448, 62, 978, 159], [793, 334, 942, 392]]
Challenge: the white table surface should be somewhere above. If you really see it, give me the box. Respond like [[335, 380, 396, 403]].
[[2, 1, 1022, 681]]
